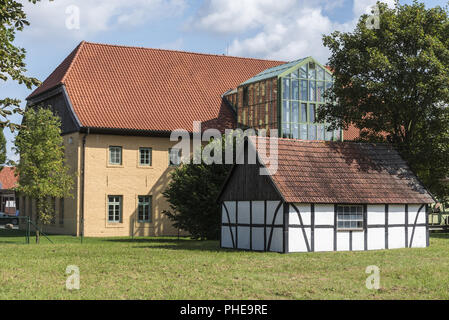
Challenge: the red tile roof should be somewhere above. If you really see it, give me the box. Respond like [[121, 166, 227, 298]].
[[27, 41, 284, 133], [251, 137, 434, 204], [0, 167, 18, 190]]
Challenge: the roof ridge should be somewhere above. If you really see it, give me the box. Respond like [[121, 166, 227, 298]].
[[61, 41, 86, 84], [82, 41, 286, 64]]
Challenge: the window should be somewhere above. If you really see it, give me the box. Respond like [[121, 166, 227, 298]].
[[59, 198, 64, 225], [138, 196, 152, 222], [109, 146, 122, 165], [108, 196, 122, 223], [139, 148, 152, 166], [337, 205, 364, 230], [169, 148, 181, 166]]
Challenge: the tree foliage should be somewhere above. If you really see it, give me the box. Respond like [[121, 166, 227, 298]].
[[1, 0, 44, 131], [163, 135, 235, 240], [0, 128, 6, 166], [319, 0, 449, 201], [14, 107, 73, 241]]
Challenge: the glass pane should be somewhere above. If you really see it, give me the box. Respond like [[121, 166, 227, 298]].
[[325, 127, 333, 141], [301, 103, 307, 122], [291, 70, 299, 78], [283, 78, 290, 100], [292, 123, 299, 139], [291, 102, 299, 123], [308, 63, 316, 79], [300, 65, 307, 78], [282, 100, 290, 122], [317, 81, 325, 102], [309, 104, 316, 122], [300, 80, 308, 101], [309, 81, 316, 101], [292, 80, 299, 100], [335, 129, 341, 141], [300, 124, 307, 140], [317, 66, 325, 80], [308, 124, 317, 140], [317, 125, 324, 140], [325, 72, 333, 82], [282, 123, 291, 138]]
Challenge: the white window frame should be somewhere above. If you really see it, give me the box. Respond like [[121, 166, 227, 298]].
[[139, 147, 152, 166], [108, 195, 122, 223], [109, 146, 122, 165], [337, 205, 364, 231]]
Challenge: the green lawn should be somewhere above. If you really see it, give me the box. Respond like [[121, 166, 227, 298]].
[[0, 230, 448, 299]]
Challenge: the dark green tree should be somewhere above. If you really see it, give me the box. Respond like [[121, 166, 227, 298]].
[[14, 108, 73, 243], [0, 128, 6, 167], [319, 0, 449, 201], [1, 0, 44, 130], [163, 134, 241, 240]]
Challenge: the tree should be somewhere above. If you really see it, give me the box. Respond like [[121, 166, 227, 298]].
[[319, 0, 449, 201], [1, 0, 44, 131], [163, 135, 235, 240], [0, 128, 6, 166], [14, 107, 73, 243]]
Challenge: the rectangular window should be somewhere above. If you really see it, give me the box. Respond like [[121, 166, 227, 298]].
[[300, 124, 308, 140], [317, 81, 325, 102], [282, 100, 290, 122], [292, 80, 299, 100], [108, 196, 122, 223], [300, 80, 308, 101], [309, 81, 316, 102], [309, 104, 316, 123], [291, 102, 299, 123], [337, 205, 364, 230], [109, 146, 122, 165], [169, 148, 182, 166], [139, 147, 152, 166], [300, 103, 307, 122], [138, 196, 152, 222], [59, 198, 64, 225], [283, 78, 290, 100]]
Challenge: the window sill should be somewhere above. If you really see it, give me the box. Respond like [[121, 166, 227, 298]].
[[137, 165, 154, 169], [106, 222, 124, 228], [337, 228, 364, 232], [107, 164, 124, 168]]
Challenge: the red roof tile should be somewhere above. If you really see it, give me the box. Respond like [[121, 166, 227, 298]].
[[251, 137, 434, 204], [0, 167, 18, 190], [27, 41, 284, 133]]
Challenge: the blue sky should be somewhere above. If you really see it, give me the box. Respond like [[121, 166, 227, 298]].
[[3, 0, 448, 161]]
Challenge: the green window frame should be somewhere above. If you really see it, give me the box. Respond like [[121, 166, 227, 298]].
[[109, 146, 122, 165], [108, 195, 122, 223], [139, 147, 152, 166], [280, 61, 340, 141], [138, 196, 152, 222]]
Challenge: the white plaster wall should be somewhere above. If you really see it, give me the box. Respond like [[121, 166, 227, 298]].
[[314, 204, 334, 225], [288, 227, 311, 252], [352, 231, 365, 251], [223, 201, 236, 224], [408, 226, 426, 248], [337, 232, 350, 251], [388, 227, 405, 249], [237, 201, 250, 224], [237, 226, 250, 249], [221, 226, 236, 248], [289, 204, 311, 225], [408, 204, 426, 225], [252, 201, 265, 224], [252, 227, 265, 251], [314, 228, 334, 252], [266, 227, 283, 252], [266, 201, 283, 225], [367, 227, 385, 250], [389, 205, 405, 225], [367, 205, 385, 225]]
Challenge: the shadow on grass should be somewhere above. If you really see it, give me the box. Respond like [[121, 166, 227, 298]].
[[105, 237, 226, 252]]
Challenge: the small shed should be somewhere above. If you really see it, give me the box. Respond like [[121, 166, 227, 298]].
[[217, 137, 435, 253]]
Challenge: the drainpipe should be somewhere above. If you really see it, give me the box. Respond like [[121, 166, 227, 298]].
[[80, 128, 90, 242]]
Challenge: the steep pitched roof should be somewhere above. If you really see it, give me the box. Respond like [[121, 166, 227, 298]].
[[0, 167, 18, 190], [27, 41, 284, 133], [248, 137, 434, 204]]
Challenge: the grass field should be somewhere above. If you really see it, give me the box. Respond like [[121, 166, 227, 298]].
[[0, 230, 448, 300]]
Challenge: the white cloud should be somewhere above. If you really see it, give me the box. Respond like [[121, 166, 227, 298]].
[[21, 0, 187, 40], [189, 0, 395, 63]]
